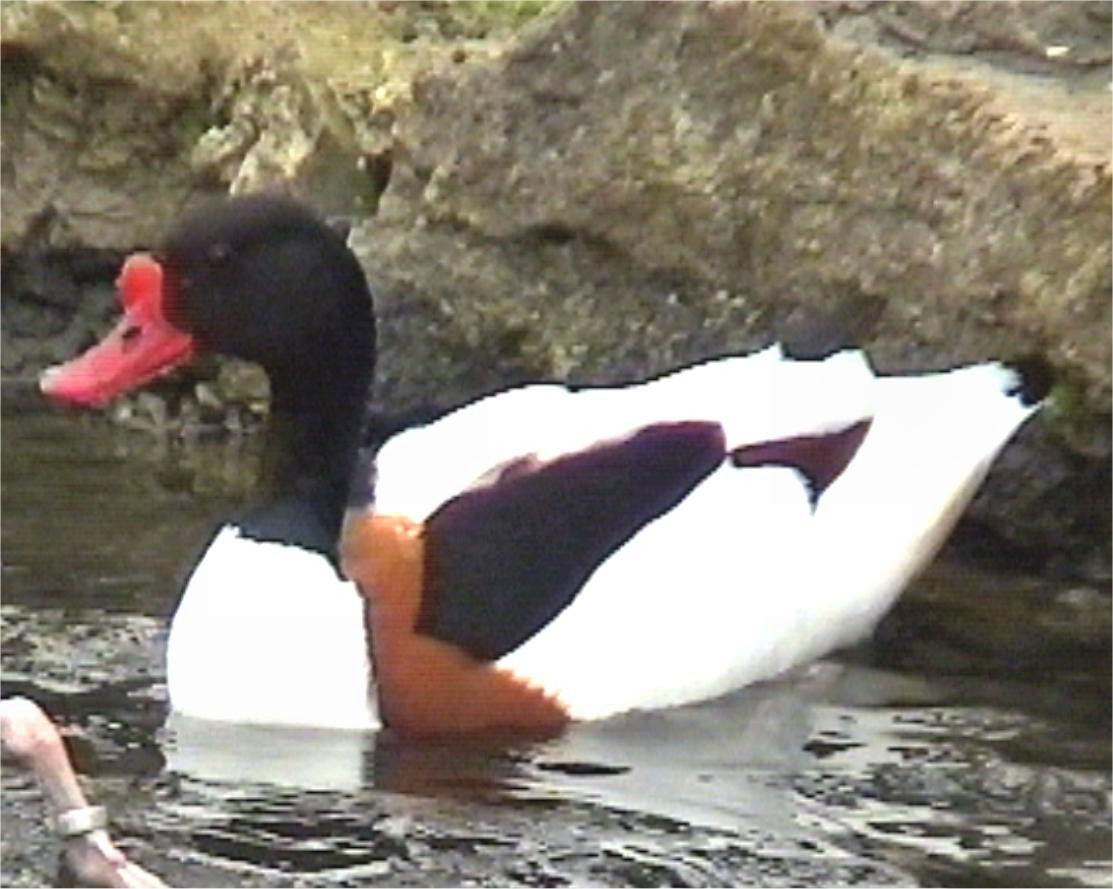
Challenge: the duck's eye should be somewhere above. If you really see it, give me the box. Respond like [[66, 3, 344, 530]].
[[121, 325, 141, 344]]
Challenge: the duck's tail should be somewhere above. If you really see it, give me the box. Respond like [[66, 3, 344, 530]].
[[726, 348, 1050, 500], [1000, 353, 1054, 409], [779, 353, 1047, 657]]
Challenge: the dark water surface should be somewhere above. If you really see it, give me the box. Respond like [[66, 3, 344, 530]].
[[2, 384, 1109, 887]]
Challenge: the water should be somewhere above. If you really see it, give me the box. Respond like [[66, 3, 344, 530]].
[[2, 383, 1109, 887]]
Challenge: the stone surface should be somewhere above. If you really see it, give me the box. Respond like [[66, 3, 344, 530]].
[[1, 0, 1109, 577], [359, 3, 1110, 430]]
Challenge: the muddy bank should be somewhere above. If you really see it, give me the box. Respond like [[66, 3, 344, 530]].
[[1, 1, 1109, 579]]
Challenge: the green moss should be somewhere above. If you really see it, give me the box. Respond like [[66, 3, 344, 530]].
[[454, 0, 562, 31], [377, 0, 562, 43], [1042, 374, 1104, 450], [172, 102, 215, 152]]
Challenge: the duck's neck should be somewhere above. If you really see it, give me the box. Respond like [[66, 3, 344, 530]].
[[254, 351, 374, 557]]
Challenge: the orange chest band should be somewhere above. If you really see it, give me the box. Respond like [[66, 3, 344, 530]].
[[341, 512, 569, 737]]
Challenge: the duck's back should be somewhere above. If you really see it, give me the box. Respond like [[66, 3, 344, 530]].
[[373, 352, 1038, 722], [373, 346, 875, 520]]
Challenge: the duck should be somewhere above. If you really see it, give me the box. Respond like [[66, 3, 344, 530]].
[[40, 193, 1045, 737]]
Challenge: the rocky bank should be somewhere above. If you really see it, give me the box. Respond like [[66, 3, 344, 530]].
[[1, 1, 1109, 579]]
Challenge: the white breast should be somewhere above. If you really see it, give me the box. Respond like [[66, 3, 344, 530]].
[[166, 526, 379, 730]]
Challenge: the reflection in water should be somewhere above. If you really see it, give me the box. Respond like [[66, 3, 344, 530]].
[[164, 715, 373, 793], [795, 703, 1113, 886], [2, 393, 1110, 887], [158, 674, 921, 885]]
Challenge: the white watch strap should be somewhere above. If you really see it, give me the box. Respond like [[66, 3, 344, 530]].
[[55, 806, 108, 838]]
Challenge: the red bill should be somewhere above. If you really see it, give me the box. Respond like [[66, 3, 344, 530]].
[[39, 254, 197, 407]]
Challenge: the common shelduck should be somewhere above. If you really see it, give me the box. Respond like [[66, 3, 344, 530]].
[[41, 194, 1045, 736]]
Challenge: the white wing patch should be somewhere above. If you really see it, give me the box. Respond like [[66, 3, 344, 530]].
[[492, 356, 1038, 720], [374, 346, 877, 522]]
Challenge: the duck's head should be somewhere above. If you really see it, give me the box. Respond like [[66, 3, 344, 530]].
[[40, 194, 376, 410]]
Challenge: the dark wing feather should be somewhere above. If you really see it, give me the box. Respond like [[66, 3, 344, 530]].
[[420, 422, 727, 661]]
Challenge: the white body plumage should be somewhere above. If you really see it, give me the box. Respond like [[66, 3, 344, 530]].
[[168, 346, 1037, 728]]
